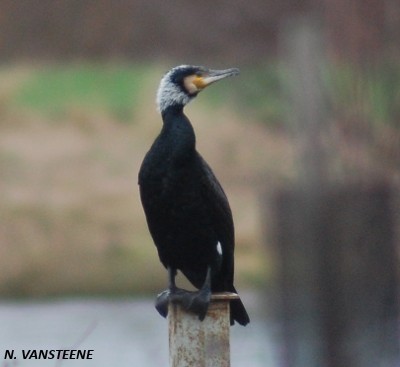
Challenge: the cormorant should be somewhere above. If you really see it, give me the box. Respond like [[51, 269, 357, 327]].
[[138, 65, 250, 326]]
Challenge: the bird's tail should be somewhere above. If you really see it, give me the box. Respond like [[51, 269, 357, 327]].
[[229, 286, 250, 326]]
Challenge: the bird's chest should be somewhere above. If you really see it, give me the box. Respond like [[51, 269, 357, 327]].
[[140, 148, 200, 209]]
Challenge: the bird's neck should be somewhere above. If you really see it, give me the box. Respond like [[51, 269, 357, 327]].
[[160, 105, 196, 155], [161, 104, 185, 119]]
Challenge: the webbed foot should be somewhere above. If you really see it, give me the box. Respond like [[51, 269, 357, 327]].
[[155, 288, 188, 318], [155, 267, 212, 321], [181, 288, 211, 321], [155, 289, 170, 318]]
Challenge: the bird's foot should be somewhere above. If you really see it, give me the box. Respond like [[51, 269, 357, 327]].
[[155, 289, 170, 318], [155, 287, 211, 321], [180, 288, 211, 321], [155, 287, 188, 318]]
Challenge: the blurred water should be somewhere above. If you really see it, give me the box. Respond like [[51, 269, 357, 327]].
[[0, 292, 278, 367]]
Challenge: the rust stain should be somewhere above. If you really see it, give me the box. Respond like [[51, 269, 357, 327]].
[[168, 292, 235, 367]]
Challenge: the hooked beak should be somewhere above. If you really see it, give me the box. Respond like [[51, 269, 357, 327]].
[[186, 67, 240, 94], [201, 68, 240, 86]]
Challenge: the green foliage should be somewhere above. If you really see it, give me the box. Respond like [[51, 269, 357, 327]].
[[12, 64, 152, 121], [234, 65, 285, 127], [217, 61, 400, 131], [202, 64, 285, 127], [11, 62, 400, 131], [323, 62, 400, 129], [365, 64, 400, 128]]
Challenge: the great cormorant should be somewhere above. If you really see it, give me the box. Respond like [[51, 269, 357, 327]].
[[138, 65, 250, 326]]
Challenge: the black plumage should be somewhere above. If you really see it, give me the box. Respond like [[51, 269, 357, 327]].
[[138, 65, 249, 326]]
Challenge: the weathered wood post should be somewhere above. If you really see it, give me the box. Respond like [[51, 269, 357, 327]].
[[168, 292, 238, 367]]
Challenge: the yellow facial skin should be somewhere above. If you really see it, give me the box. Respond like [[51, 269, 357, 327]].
[[183, 74, 207, 94], [193, 75, 207, 89]]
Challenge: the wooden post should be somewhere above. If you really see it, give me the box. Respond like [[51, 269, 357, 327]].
[[168, 292, 238, 367]]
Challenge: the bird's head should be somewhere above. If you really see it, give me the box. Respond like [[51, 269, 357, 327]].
[[156, 65, 239, 113]]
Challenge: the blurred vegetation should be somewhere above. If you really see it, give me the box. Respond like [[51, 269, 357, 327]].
[[10, 62, 400, 131], [326, 62, 400, 129], [11, 64, 154, 122], [0, 60, 399, 298]]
